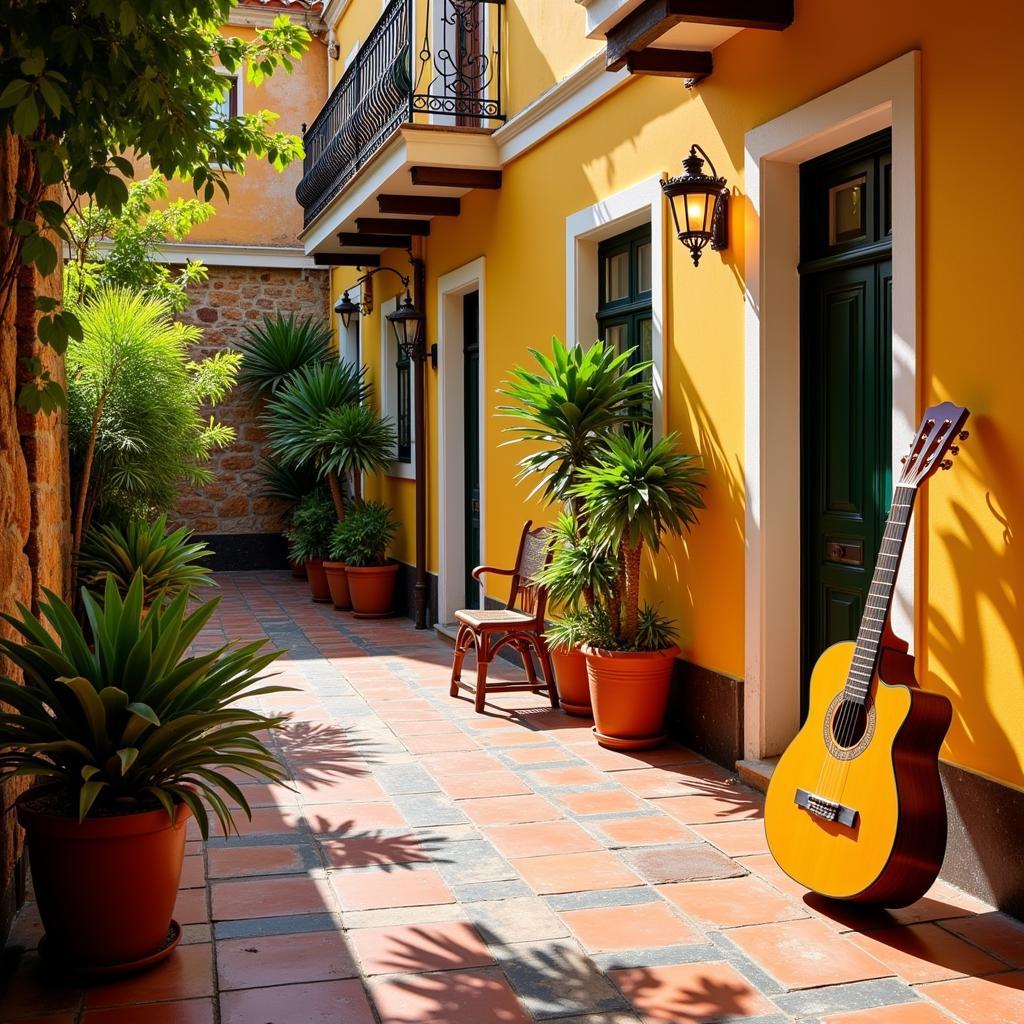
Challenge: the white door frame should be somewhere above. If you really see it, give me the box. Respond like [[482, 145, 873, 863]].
[[743, 51, 920, 759], [437, 257, 486, 623]]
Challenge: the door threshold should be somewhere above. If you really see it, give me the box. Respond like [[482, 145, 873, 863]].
[[434, 622, 459, 645]]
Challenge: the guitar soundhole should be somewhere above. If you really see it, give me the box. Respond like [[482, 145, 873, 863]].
[[824, 693, 876, 760]]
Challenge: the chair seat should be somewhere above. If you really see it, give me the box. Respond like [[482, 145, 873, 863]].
[[454, 608, 537, 630]]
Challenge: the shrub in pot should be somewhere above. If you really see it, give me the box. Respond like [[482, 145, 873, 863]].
[[324, 521, 352, 611], [571, 430, 705, 749], [333, 501, 400, 617], [0, 573, 289, 972], [286, 490, 337, 602], [77, 515, 215, 607]]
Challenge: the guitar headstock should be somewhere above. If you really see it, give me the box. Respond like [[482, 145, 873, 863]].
[[898, 402, 970, 488]]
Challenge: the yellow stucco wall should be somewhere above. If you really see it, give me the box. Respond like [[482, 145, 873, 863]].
[[320, 1, 1024, 791]]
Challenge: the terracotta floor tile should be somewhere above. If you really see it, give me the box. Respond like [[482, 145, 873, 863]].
[[919, 971, 1024, 1024], [403, 733, 481, 754], [224, 804, 304, 837], [460, 794, 562, 825], [691, 819, 769, 857], [940, 912, 1024, 967], [623, 844, 745, 884], [529, 765, 606, 788], [370, 967, 531, 1024], [511, 851, 642, 894], [727, 918, 893, 989], [321, 833, 431, 869], [502, 745, 569, 765], [211, 875, 335, 921], [179, 855, 205, 889], [660, 875, 806, 928], [84, 944, 214, 1008], [652, 791, 764, 825], [217, 930, 358, 990], [220, 979, 376, 1024], [368, 699, 444, 721], [478, 728, 553, 747], [484, 820, 601, 859], [611, 960, 777, 1021], [419, 751, 506, 775], [82, 999, 215, 1024], [576, 744, 701, 772], [293, 774, 387, 803], [556, 789, 646, 816], [206, 843, 309, 878], [438, 769, 532, 799], [596, 815, 697, 848], [302, 800, 406, 834], [735, 853, 813, 901], [174, 887, 209, 925], [821, 1004, 956, 1023], [562, 901, 701, 952], [615, 764, 734, 799], [848, 921, 1009, 983], [331, 867, 455, 911], [349, 921, 494, 975]]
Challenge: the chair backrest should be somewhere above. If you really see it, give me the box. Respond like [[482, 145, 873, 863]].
[[507, 520, 552, 625]]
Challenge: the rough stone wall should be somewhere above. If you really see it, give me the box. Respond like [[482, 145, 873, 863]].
[[0, 129, 70, 930], [172, 264, 330, 537]]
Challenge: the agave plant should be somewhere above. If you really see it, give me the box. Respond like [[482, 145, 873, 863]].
[[498, 338, 652, 509], [238, 312, 334, 398], [316, 404, 397, 502], [0, 573, 291, 837], [262, 361, 370, 518], [77, 516, 215, 605]]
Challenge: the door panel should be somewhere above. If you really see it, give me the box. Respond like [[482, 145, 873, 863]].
[[463, 291, 481, 608]]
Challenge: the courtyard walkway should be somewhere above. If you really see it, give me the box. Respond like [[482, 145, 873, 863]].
[[3, 571, 1024, 1023]]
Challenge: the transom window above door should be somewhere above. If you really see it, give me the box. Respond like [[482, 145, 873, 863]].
[[597, 224, 653, 431]]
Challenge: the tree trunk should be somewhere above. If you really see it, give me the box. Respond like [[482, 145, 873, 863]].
[[327, 471, 345, 522], [71, 393, 107, 585], [351, 469, 362, 503], [608, 541, 625, 642], [622, 539, 643, 645]]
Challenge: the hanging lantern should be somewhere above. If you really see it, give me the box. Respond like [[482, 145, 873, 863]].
[[334, 290, 361, 329], [661, 144, 729, 267], [386, 293, 426, 357]]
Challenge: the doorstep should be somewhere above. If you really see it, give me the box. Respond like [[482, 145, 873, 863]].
[[736, 756, 779, 793]]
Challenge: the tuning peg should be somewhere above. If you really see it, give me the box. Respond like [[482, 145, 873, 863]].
[[958, 430, 969, 441], [940, 459, 953, 471], [900, 455, 908, 464], [949, 445, 960, 456]]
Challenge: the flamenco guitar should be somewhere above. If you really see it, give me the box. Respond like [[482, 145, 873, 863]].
[[766, 402, 969, 907]]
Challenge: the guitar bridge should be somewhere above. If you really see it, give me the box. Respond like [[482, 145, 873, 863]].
[[795, 788, 858, 829]]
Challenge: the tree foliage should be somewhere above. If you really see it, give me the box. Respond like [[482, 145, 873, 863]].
[[64, 174, 215, 312], [0, 1, 310, 409]]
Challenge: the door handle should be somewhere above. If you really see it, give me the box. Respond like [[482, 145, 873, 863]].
[[471, 499, 480, 513]]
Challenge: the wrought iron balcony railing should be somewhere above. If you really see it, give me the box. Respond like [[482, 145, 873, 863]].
[[297, 0, 505, 227]]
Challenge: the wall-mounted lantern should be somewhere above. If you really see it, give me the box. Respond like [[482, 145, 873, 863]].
[[661, 145, 729, 267], [386, 293, 426, 359]]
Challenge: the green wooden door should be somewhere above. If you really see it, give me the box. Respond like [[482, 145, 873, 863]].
[[800, 130, 892, 717], [463, 291, 481, 608]]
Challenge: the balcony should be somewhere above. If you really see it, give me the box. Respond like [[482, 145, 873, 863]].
[[296, 0, 506, 236]]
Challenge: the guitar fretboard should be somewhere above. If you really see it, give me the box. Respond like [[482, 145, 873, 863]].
[[843, 484, 916, 705]]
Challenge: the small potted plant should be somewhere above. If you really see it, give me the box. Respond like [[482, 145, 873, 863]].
[[324, 522, 352, 611], [0, 573, 290, 973], [572, 431, 704, 749], [332, 500, 400, 617], [286, 490, 337, 602]]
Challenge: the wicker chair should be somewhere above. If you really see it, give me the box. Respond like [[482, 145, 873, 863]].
[[449, 521, 559, 713]]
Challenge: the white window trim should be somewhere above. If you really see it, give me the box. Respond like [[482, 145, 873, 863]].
[[211, 67, 243, 173], [565, 175, 666, 438], [743, 51, 920, 760], [436, 257, 487, 623], [379, 294, 416, 481]]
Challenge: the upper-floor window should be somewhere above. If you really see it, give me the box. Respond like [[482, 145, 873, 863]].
[[212, 73, 239, 126], [597, 224, 653, 432]]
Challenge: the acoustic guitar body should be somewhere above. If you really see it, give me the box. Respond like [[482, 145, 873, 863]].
[[765, 641, 952, 907]]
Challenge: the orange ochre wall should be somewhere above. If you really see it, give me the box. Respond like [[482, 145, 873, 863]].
[[326, 0, 1024, 791]]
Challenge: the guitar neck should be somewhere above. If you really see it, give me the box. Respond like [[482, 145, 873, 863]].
[[844, 484, 917, 704]]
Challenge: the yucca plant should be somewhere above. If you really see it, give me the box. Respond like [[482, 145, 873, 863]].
[[498, 338, 652, 510], [316, 404, 397, 503], [78, 516, 215, 606], [257, 457, 322, 507], [0, 572, 291, 838], [262, 360, 370, 519], [238, 313, 334, 399], [536, 512, 618, 611]]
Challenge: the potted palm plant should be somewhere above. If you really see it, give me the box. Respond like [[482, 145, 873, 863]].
[[498, 338, 650, 714], [237, 312, 334, 400], [331, 501, 400, 617], [0, 573, 289, 973], [572, 431, 704, 749], [285, 490, 336, 602]]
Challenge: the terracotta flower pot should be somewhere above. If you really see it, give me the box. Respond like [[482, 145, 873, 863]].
[[346, 561, 399, 618], [17, 792, 192, 972], [550, 645, 592, 717], [323, 561, 351, 610], [290, 559, 307, 579], [305, 558, 331, 602], [582, 644, 679, 750]]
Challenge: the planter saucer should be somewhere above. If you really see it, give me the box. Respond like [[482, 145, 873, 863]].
[[560, 701, 593, 718], [592, 727, 666, 751], [39, 919, 182, 978], [351, 611, 398, 619]]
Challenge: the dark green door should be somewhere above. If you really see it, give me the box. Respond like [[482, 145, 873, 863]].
[[800, 130, 892, 717], [463, 291, 481, 608]]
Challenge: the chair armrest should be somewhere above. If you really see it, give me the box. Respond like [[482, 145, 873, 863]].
[[471, 565, 516, 582]]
